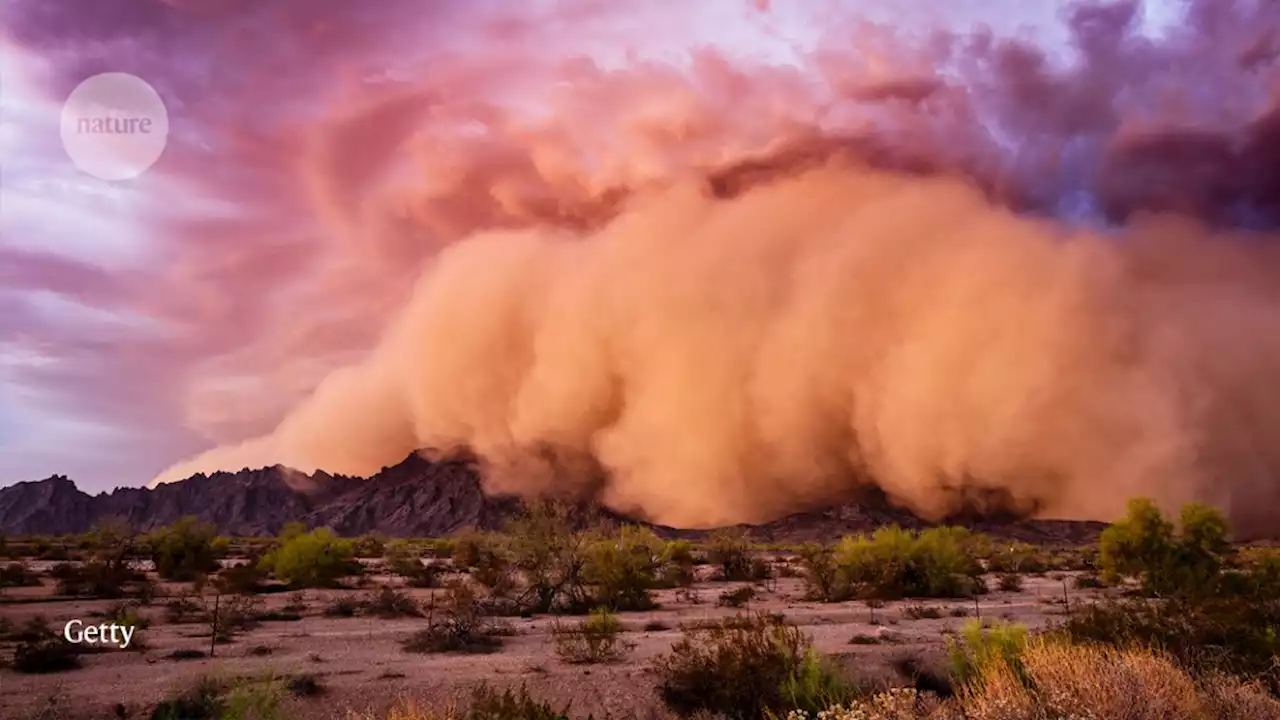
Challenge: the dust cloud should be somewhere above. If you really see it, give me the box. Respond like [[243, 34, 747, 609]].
[[153, 1, 1280, 536]]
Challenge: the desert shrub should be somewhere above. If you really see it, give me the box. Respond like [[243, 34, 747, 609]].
[[466, 684, 568, 720], [422, 538, 455, 559], [552, 607, 634, 664], [503, 501, 595, 614], [259, 528, 360, 588], [653, 612, 852, 719], [833, 526, 984, 600], [11, 628, 82, 674], [658, 539, 697, 587], [201, 593, 263, 646], [362, 585, 422, 618], [151, 675, 286, 720], [791, 644, 1280, 720], [1061, 594, 1280, 694], [385, 541, 441, 588], [718, 586, 756, 608], [2, 616, 55, 644], [148, 517, 224, 581], [165, 596, 206, 624], [214, 561, 265, 595], [985, 542, 1049, 574], [796, 543, 852, 602], [0, 561, 41, 588], [1074, 573, 1105, 589], [286, 673, 325, 697], [1099, 498, 1232, 597], [103, 600, 151, 632], [324, 597, 360, 617], [707, 529, 750, 580], [220, 676, 286, 720], [451, 531, 495, 570], [354, 533, 388, 559], [404, 581, 506, 654], [707, 529, 771, 582], [458, 533, 516, 598], [53, 559, 150, 599], [583, 525, 663, 611], [946, 619, 1028, 686], [150, 676, 224, 720], [902, 604, 943, 620], [168, 648, 208, 661], [997, 573, 1023, 592], [956, 641, 1278, 720]]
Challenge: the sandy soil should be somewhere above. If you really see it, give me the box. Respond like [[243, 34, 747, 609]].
[[0, 570, 1106, 720]]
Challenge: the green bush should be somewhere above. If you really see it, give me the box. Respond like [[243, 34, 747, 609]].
[[150, 675, 285, 720], [149, 676, 223, 720], [653, 612, 852, 719], [584, 525, 664, 611], [796, 543, 851, 602], [455, 532, 515, 597], [259, 528, 359, 588], [1099, 498, 1232, 597], [946, 619, 1028, 686], [147, 517, 224, 581], [384, 541, 440, 588], [552, 607, 633, 664], [659, 539, 697, 587], [828, 526, 984, 600], [353, 533, 387, 559], [1062, 594, 1280, 694], [706, 530, 770, 582], [985, 542, 1049, 574]]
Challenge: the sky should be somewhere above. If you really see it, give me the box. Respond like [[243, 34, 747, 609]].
[[0, 0, 1234, 495]]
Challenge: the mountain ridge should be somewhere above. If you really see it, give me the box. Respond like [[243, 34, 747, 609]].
[[0, 451, 1109, 544]]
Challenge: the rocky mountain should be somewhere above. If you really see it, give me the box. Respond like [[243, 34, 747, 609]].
[[0, 451, 1106, 544], [0, 452, 518, 538]]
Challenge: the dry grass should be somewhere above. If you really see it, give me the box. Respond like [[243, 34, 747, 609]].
[[346, 697, 458, 720], [958, 642, 1280, 720], [780, 642, 1280, 720]]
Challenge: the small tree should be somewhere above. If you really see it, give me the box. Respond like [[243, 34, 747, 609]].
[[707, 529, 754, 581], [585, 525, 664, 611], [259, 528, 358, 588], [504, 501, 593, 614], [1099, 498, 1232, 597], [659, 540, 697, 587], [553, 607, 634, 663], [796, 542, 852, 602], [148, 517, 223, 581]]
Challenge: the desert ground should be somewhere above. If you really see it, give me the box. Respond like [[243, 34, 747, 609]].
[[0, 558, 1101, 720]]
